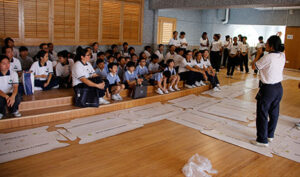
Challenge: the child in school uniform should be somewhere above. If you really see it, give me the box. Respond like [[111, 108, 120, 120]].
[[227, 37, 240, 78], [155, 71, 171, 95], [169, 31, 181, 48], [121, 42, 129, 57], [173, 48, 185, 72], [165, 45, 176, 63], [111, 44, 119, 56], [210, 34, 223, 73], [95, 59, 108, 80], [128, 47, 136, 57], [2, 47, 22, 74], [165, 59, 180, 92], [131, 54, 138, 66], [30, 50, 59, 91], [117, 57, 126, 81], [222, 35, 231, 68], [0, 55, 22, 119], [240, 36, 249, 73], [123, 61, 143, 89], [48, 43, 58, 62], [107, 63, 125, 101], [178, 50, 200, 88], [154, 44, 165, 66], [200, 50, 221, 91], [18, 46, 33, 71], [179, 31, 188, 49], [136, 58, 152, 81], [72, 48, 110, 105], [144, 46, 152, 60], [56, 50, 74, 88], [199, 32, 209, 53], [93, 52, 105, 68], [91, 42, 99, 64], [254, 36, 265, 74], [4, 37, 19, 58], [193, 52, 208, 87]]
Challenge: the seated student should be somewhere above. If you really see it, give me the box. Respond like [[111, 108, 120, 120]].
[[72, 48, 110, 105], [201, 50, 221, 91], [30, 50, 58, 91], [34, 43, 49, 62], [104, 50, 113, 63], [227, 37, 240, 78], [193, 52, 208, 87], [117, 57, 126, 81], [148, 54, 164, 86], [178, 50, 200, 88], [155, 71, 171, 95], [4, 37, 19, 58], [144, 46, 152, 60], [121, 42, 129, 57], [48, 43, 58, 62], [18, 46, 33, 71], [165, 59, 180, 91], [173, 48, 185, 72], [0, 55, 22, 119], [93, 51, 105, 68], [165, 45, 176, 62], [56, 50, 74, 88], [91, 42, 99, 63], [131, 54, 138, 66], [123, 61, 143, 89], [154, 44, 165, 65], [136, 58, 152, 80], [192, 49, 199, 59], [95, 59, 108, 80], [2, 47, 22, 74], [128, 47, 136, 57], [111, 44, 119, 56], [105, 55, 117, 73], [107, 63, 125, 101]]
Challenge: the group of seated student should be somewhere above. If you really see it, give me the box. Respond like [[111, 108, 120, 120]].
[[0, 36, 223, 119]]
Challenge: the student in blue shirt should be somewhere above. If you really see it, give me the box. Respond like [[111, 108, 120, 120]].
[[95, 59, 108, 80], [107, 63, 125, 101], [136, 58, 152, 80], [117, 56, 126, 81], [123, 61, 143, 89]]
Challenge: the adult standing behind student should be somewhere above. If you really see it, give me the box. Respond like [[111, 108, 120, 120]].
[[18, 46, 33, 71], [199, 32, 209, 53], [0, 55, 22, 119], [210, 34, 223, 73], [239, 36, 249, 73], [179, 31, 188, 50], [4, 37, 19, 58], [251, 35, 285, 147], [169, 31, 181, 48], [222, 35, 231, 68]]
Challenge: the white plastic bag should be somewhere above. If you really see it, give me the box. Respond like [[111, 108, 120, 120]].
[[182, 153, 218, 177]]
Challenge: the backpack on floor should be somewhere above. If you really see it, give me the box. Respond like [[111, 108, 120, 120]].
[[74, 87, 99, 107], [22, 72, 35, 95]]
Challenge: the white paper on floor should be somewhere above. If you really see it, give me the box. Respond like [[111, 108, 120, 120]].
[[283, 75, 300, 81], [168, 95, 220, 110], [0, 126, 69, 163], [56, 116, 143, 144], [123, 102, 182, 124]]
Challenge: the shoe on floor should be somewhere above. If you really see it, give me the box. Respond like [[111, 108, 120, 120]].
[[195, 81, 201, 87], [164, 89, 169, 94], [0, 113, 3, 120], [117, 94, 123, 101], [250, 140, 269, 147], [168, 87, 175, 92], [99, 97, 110, 104], [174, 85, 180, 91], [156, 88, 164, 95], [185, 84, 193, 89], [111, 94, 119, 101], [226, 75, 230, 78], [12, 111, 21, 117], [200, 81, 206, 86], [268, 138, 274, 142], [213, 87, 221, 92], [192, 85, 197, 88]]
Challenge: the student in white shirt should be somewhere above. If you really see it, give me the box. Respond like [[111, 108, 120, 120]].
[[154, 44, 165, 65], [2, 47, 22, 74], [30, 50, 58, 91], [111, 44, 119, 57], [35, 43, 50, 62], [179, 31, 188, 49], [173, 48, 184, 71], [254, 36, 265, 74], [227, 37, 240, 78], [18, 46, 33, 71], [165, 45, 176, 64], [178, 50, 200, 88], [91, 42, 99, 64], [199, 32, 209, 53], [210, 34, 223, 72], [165, 59, 180, 92], [0, 55, 22, 119], [239, 36, 250, 73], [56, 50, 74, 88], [251, 35, 285, 147], [4, 37, 19, 58], [72, 48, 110, 105], [193, 52, 208, 87], [48, 43, 58, 62], [222, 35, 231, 67], [121, 42, 129, 57], [168, 31, 180, 48], [144, 46, 152, 60], [107, 63, 125, 101]]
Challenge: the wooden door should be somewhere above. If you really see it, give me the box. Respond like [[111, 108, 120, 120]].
[[285, 27, 300, 70]]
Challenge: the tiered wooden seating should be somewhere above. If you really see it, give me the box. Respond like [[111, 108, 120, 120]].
[[0, 82, 210, 130]]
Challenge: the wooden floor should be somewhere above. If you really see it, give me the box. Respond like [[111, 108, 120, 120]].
[[0, 68, 299, 177]]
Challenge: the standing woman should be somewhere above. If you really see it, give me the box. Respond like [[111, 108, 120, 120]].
[[199, 32, 209, 53], [210, 34, 223, 73], [251, 35, 285, 147], [240, 36, 249, 73], [222, 35, 231, 67]]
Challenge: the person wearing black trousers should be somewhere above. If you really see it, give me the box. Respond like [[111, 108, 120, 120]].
[[222, 35, 231, 67], [226, 37, 240, 78], [210, 34, 223, 73], [240, 36, 249, 73], [254, 36, 265, 74], [251, 35, 285, 147]]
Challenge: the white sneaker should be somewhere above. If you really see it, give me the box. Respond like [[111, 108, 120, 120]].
[[112, 94, 119, 101], [117, 94, 123, 101], [185, 84, 193, 89], [156, 88, 164, 95], [174, 85, 180, 91], [230, 75, 233, 78], [268, 138, 274, 142], [195, 81, 201, 87], [12, 111, 21, 117], [250, 140, 269, 147], [168, 86, 175, 92], [226, 75, 230, 78], [192, 85, 197, 88], [99, 97, 110, 104], [200, 81, 206, 86], [0, 113, 3, 120], [213, 87, 221, 92], [164, 89, 169, 94]]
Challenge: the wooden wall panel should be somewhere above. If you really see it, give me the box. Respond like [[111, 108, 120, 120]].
[[123, 3, 140, 43], [0, 0, 19, 38], [284, 27, 300, 70]]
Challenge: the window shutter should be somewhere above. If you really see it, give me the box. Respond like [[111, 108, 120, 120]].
[[123, 3, 141, 43], [0, 0, 19, 39]]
